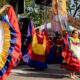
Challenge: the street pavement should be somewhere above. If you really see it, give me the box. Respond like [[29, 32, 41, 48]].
[[7, 64, 80, 80]]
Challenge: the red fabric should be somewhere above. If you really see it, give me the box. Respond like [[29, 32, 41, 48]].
[[26, 29, 50, 62], [55, 39, 63, 45], [49, 40, 53, 45], [61, 65, 80, 72], [44, 29, 50, 55], [7, 6, 22, 66], [61, 35, 80, 72], [27, 43, 46, 61], [36, 33, 44, 44], [31, 27, 35, 37], [0, 63, 13, 80]]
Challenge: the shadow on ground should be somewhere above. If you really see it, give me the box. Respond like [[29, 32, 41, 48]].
[[12, 64, 80, 79]]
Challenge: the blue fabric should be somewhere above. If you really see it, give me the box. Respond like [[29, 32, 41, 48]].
[[24, 20, 33, 50], [23, 50, 47, 69], [61, 63, 67, 66], [25, 36, 31, 48], [46, 48, 55, 63], [23, 50, 28, 56], [27, 20, 34, 37], [0, 16, 17, 77], [46, 46, 63, 63], [44, 24, 47, 30]]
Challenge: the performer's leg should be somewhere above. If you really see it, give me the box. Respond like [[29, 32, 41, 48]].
[[72, 72, 79, 79], [69, 71, 75, 79]]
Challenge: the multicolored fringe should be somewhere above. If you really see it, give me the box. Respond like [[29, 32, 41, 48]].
[[0, 6, 21, 80]]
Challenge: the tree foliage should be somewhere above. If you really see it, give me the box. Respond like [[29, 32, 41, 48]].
[[68, 15, 80, 29], [66, 0, 80, 18], [0, 0, 79, 28], [0, 0, 9, 17], [25, 0, 51, 27]]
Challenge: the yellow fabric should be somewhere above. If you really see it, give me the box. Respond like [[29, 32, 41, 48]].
[[56, 49, 59, 53], [52, 0, 67, 16], [58, 0, 67, 18], [0, 21, 11, 69], [69, 37, 79, 43], [57, 45, 60, 47], [62, 60, 66, 63], [69, 37, 80, 61], [32, 33, 46, 56]]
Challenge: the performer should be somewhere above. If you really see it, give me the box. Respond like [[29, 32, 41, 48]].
[[0, 5, 21, 80], [61, 30, 80, 79], [23, 22, 50, 69], [46, 32, 63, 63]]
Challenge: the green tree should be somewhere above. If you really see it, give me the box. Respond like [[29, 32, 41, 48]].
[[24, 0, 39, 27], [66, 0, 80, 18], [0, 0, 9, 18], [24, 0, 51, 27]]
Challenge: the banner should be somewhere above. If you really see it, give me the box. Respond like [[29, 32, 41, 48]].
[[51, 0, 68, 34]]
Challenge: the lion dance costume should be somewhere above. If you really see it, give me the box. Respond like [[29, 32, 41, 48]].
[[0, 6, 21, 80], [23, 21, 50, 69]]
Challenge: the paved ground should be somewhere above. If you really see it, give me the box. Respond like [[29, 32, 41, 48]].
[[6, 64, 80, 80]]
